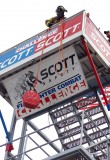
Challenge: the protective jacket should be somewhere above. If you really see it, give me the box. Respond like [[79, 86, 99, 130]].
[[45, 16, 64, 27], [45, 6, 67, 27]]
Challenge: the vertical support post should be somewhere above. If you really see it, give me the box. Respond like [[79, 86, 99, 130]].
[[80, 110, 84, 145], [108, 124, 110, 160], [0, 110, 11, 143], [0, 110, 14, 159], [17, 120, 27, 160], [82, 38, 110, 110], [22, 135, 28, 160], [4, 111, 16, 160], [9, 111, 17, 140]]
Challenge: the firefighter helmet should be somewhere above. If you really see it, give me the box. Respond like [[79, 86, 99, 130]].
[[56, 6, 67, 13]]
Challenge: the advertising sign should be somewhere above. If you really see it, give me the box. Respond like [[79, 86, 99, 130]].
[[85, 16, 110, 67], [3, 46, 88, 119], [0, 12, 83, 76]]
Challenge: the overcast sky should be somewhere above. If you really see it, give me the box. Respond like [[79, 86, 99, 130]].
[[0, 0, 110, 159], [0, 0, 109, 53]]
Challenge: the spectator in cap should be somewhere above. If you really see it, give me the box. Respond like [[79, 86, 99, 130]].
[[104, 30, 110, 43], [45, 6, 67, 27]]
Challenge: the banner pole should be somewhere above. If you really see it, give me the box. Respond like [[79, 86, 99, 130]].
[[0, 110, 11, 143], [0, 110, 14, 152], [82, 38, 110, 110]]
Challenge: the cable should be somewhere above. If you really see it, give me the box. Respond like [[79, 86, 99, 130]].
[[34, 28, 50, 89], [56, 19, 67, 76]]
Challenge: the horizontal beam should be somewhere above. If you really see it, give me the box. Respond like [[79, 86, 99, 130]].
[[28, 121, 60, 153]]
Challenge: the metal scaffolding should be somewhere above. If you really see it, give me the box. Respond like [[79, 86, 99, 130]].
[[0, 10, 110, 160], [0, 89, 110, 160]]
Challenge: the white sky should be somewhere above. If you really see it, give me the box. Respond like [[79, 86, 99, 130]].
[[0, 0, 109, 53], [0, 0, 110, 159]]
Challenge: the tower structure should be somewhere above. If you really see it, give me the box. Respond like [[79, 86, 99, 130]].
[[0, 10, 110, 160]]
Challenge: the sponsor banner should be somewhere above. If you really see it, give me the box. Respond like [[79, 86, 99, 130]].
[[50, 86, 110, 118], [3, 46, 88, 119], [0, 13, 83, 75], [85, 16, 110, 67]]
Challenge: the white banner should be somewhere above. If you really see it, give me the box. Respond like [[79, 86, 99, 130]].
[[3, 46, 88, 119], [84, 16, 110, 68]]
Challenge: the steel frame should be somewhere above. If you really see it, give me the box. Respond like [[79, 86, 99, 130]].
[[0, 89, 109, 160], [0, 16, 110, 159]]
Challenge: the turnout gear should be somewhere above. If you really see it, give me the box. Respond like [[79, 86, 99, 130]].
[[45, 17, 62, 27], [56, 6, 67, 13], [45, 6, 67, 27]]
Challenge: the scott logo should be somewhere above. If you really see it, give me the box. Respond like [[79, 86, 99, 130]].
[[35, 23, 81, 52], [40, 54, 75, 80], [0, 46, 34, 69], [91, 32, 110, 57]]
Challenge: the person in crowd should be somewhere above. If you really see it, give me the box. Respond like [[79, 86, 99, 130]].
[[104, 30, 110, 43]]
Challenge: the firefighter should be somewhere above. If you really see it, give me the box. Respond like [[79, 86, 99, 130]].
[[45, 6, 67, 27], [104, 30, 110, 43]]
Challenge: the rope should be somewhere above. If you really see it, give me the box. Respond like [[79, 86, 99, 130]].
[[56, 19, 67, 76], [34, 19, 66, 89], [33, 29, 49, 89]]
